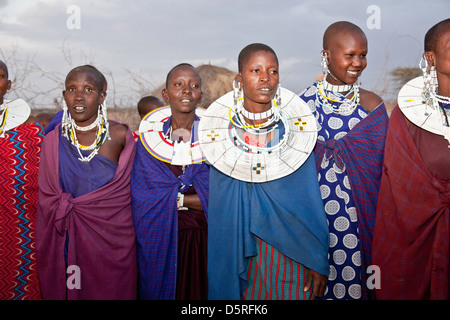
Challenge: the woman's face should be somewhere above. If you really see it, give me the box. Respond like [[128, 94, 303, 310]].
[[324, 31, 368, 85], [63, 69, 105, 126], [0, 64, 11, 104], [162, 65, 202, 115], [238, 50, 279, 110], [426, 25, 450, 80]]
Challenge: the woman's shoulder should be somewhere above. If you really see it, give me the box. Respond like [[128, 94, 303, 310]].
[[359, 88, 383, 113], [107, 120, 130, 146], [108, 120, 128, 135]]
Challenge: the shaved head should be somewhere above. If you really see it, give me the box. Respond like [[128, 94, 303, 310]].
[[66, 65, 107, 92], [165, 63, 200, 88], [238, 43, 278, 73], [424, 18, 450, 52], [323, 21, 366, 50]]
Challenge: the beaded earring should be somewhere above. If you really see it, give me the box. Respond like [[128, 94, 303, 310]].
[[321, 51, 329, 79], [61, 98, 71, 136], [275, 83, 281, 107], [233, 76, 242, 106], [99, 98, 111, 141], [420, 57, 437, 95], [420, 57, 436, 116]]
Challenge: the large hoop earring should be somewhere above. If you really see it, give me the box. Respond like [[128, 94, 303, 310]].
[[275, 83, 281, 107], [321, 51, 329, 78], [420, 56, 437, 94], [99, 98, 111, 141], [233, 76, 242, 106], [61, 98, 71, 136], [431, 66, 438, 90]]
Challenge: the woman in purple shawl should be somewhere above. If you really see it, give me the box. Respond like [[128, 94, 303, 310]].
[[36, 65, 137, 300], [131, 63, 209, 300]]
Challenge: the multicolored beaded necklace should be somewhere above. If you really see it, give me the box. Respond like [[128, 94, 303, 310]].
[[315, 78, 360, 115]]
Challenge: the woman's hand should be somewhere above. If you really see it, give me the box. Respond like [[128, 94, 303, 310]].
[[304, 268, 328, 300]]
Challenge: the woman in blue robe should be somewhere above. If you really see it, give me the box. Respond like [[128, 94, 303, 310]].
[[201, 43, 329, 300]]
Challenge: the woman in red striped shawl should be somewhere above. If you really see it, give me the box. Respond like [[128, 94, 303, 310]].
[[0, 60, 44, 300], [372, 18, 450, 300]]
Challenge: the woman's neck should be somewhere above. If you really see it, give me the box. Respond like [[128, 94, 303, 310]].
[[437, 74, 450, 97], [325, 73, 353, 86], [170, 111, 195, 131]]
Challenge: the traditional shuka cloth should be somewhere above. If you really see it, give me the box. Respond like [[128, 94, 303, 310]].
[[299, 84, 389, 300], [167, 163, 208, 300], [243, 236, 311, 300], [201, 88, 329, 300], [372, 105, 450, 300], [207, 155, 329, 300], [0, 122, 44, 300], [36, 124, 137, 300], [44, 109, 63, 135], [131, 115, 209, 300]]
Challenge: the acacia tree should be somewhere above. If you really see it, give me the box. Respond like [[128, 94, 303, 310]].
[[0, 44, 63, 109]]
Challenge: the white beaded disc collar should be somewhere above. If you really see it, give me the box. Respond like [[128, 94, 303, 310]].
[[198, 87, 318, 183], [398, 76, 450, 145], [138, 106, 206, 165], [0, 98, 31, 137]]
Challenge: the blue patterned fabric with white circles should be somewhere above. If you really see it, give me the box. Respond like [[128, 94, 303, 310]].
[[299, 84, 368, 300]]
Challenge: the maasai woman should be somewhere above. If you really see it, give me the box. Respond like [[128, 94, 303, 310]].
[[0, 60, 44, 300], [131, 63, 209, 300], [372, 18, 450, 300], [200, 43, 329, 300], [298, 21, 389, 300], [36, 65, 137, 300]]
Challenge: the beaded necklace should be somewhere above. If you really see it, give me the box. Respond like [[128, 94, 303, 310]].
[[72, 116, 100, 131], [433, 95, 450, 128], [229, 98, 289, 154], [67, 119, 109, 163], [0, 102, 8, 137], [422, 85, 450, 145], [230, 117, 289, 154], [315, 79, 360, 115], [422, 84, 450, 121], [230, 98, 280, 132], [62, 109, 110, 163]]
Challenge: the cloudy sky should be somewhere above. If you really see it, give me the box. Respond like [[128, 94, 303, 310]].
[[0, 0, 449, 108]]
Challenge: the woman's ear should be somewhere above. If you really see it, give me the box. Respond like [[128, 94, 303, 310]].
[[424, 51, 435, 68], [322, 50, 330, 61], [162, 88, 169, 103], [235, 73, 243, 90], [99, 91, 107, 104]]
